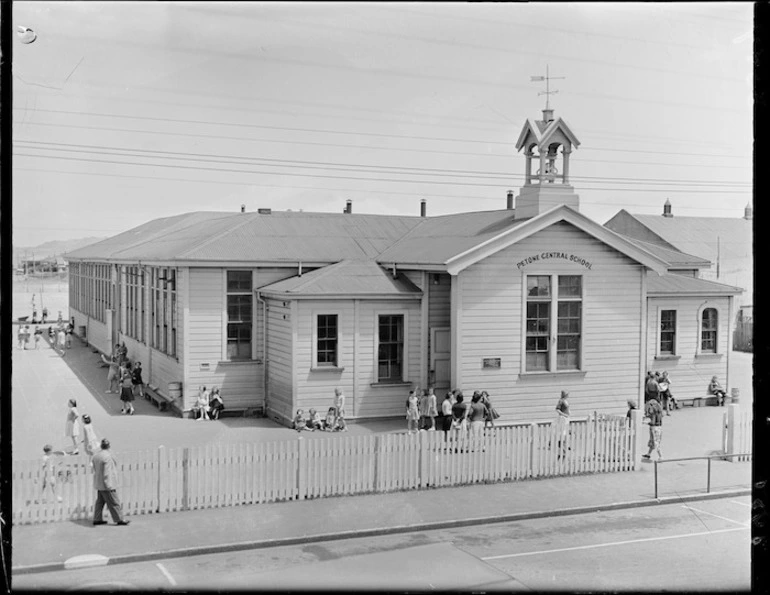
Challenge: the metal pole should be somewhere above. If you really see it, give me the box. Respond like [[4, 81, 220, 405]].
[[707, 457, 712, 493], [654, 460, 658, 499]]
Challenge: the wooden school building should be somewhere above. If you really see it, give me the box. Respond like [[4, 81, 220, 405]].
[[64, 106, 743, 426]]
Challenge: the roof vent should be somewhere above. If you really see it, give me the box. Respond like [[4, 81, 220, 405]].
[[744, 202, 753, 220], [344, 200, 352, 214], [662, 199, 672, 218], [420, 199, 427, 217], [257, 208, 272, 215], [240, 204, 245, 213], [507, 190, 514, 210]]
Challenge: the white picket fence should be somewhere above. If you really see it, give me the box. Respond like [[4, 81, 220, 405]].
[[12, 413, 638, 525], [722, 404, 752, 462]]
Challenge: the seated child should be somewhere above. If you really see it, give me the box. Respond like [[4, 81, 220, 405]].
[[209, 387, 224, 420], [293, 409, 308, 432], [307, 408, 323, 431], [708, 376, 727, 406], [324, 406, 338, 431]]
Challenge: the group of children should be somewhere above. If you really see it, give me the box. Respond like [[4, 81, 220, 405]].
[[16, 319, 73, 354], [293, 407, 347, 432], [193, 386, 225, 420], [101, 343, 144, 415]]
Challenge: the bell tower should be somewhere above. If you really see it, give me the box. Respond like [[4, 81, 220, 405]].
[[514, 69, 581, 219]]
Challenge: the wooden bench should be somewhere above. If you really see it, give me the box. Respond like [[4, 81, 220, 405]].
[[677, 395, 720, 408], [144, 385, 176, 412]]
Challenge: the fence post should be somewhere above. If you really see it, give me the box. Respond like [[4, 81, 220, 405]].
[[725, 404, 737, 463], [296, 435, 306, 500], [419, 430, 428, 488], [529, 422, 538, 478], [182, 447, 190, 511], [157, 446, 168, 513], [629, 409, 642, 470], [373, 434, 382, 493]]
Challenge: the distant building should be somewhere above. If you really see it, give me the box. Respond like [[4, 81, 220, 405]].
[[64, 107, 743, 425]]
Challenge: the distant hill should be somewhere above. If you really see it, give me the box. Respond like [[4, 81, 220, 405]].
[[13, 237, 106, 264]]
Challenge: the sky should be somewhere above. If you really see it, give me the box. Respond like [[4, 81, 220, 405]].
[[11, 2, 753, 248]]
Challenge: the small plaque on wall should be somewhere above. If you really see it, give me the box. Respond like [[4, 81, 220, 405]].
[[482, 358, 501, 369], [199, 363, 210, 371]]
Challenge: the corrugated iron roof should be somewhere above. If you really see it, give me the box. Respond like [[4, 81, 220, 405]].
[[259, 260, 422, 297], [624, 214, 752, 264], [625, 238, 712, 269], [376, 210, 526, 265], [647, 273, 743, 295], [65, 211, 423, 262]]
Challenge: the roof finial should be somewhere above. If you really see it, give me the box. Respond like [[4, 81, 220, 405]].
[[530, 64, 565, 120]]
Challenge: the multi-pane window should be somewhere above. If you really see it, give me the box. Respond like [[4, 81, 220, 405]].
[[317, 314, 338, 366], [660, 310, 677, 355], [227, 270, 252, 360], [151, 267, 177, 357], [701, 308, 718, 353], [125, 266, 146, 343], [70, 262, 112, 323], [525, 275, 582, 372], [378, 315, 404, 382]]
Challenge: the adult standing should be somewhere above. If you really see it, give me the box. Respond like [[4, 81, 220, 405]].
[[418, 387, 438, 430], [65, 399, 81, 454], [81, 414, 100, 457], [467, 392, 487, 452], [92, 439, 130, 526], [101, 353, 120, 393], [334, 387, 346, 420], [554, 391, 571, 456], [642, 397, 664, 461]]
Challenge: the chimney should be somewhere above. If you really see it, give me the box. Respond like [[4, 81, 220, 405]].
[[240, 204, 245, 213], [542, 108, 554, 123], [420, 199, 427, 217], [662, 199, 672, 218], [257, 208, 272, 215], [506, 190, 514, 210], [744, 202, 753, 220], [344, 200, 352, 214]]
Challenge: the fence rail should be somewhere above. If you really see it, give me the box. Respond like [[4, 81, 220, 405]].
[[13, 413, 638, 525]]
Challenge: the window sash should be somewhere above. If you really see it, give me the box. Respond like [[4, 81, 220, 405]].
[[226, 271, 252, 360], [660, 310, 676, 354], [378, 315, 404, 381], [316, 314, 338, 366]]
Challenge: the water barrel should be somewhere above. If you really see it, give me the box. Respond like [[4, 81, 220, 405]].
[[168, 382, 183, 400], [730, 387, 740, 404]]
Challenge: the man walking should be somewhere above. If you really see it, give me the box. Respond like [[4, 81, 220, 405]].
[[642, 397, 664, 461], [92, 438, 130, 526]]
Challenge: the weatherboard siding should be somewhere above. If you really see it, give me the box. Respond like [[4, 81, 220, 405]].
[[458, 222, 645, 423], [646, 296, 731, 400], [265, 298, 294, 423]]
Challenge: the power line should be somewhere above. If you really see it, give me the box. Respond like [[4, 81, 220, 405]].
[[17, 119, 752, 160], [13, 166, 751, 211], [15, 140, 751, 187], [14, 152, 752, 195]]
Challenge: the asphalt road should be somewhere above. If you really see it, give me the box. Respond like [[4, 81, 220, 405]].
[[13, 495, 751, 592]]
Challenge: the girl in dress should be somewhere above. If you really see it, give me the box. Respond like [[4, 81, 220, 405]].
[[65, 399, 81, 454], [480, 391, 500, 428], [119, 364, 135, 415], [81, 414, 100, 457], [406, 389, 420, 433]]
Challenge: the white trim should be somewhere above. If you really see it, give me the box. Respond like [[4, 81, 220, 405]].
[[655, 306, 679, 357], [450, 274, 461, 389], [311, 309, 343, 368], [420, 271, 429, 387], [373, 310, 409, 384], [695, 301, 722, 356]]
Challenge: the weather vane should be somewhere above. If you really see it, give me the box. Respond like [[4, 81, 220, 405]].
[[530, 65, 565, 111]]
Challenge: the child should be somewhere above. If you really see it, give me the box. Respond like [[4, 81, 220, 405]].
[[81, 414, 100, 457], [406, 389, 420, 433], [65, 399, 80, 454], [41, 445, 64, 503], [119, 364, 135, 415], [131, 361, 145, 399], [194, 386, 210, 420], [708, 375, 727, 406], [293, 409, 308, 432], [480, 391, 499, 428], [307, 408, 323, 431], [33, 326, 42, 349], [209, 387, 224, 420]]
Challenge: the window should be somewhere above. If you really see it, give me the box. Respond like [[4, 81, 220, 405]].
[[125, 266, 146, 343], [525, 275, 582, 372], [660, 310, 677, 355], [378, 314, 404, 382], [150, 267, 177, 357], [316, 314, 338, 366], [701, 308, 718, 353], [227, 270, 252, 360]]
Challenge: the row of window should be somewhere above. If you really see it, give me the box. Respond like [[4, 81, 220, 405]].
[[69, 262, 113, 323], [659, 307, 719, 356]]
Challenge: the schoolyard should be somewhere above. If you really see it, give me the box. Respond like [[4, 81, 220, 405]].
[[11, 277, 753, 462]]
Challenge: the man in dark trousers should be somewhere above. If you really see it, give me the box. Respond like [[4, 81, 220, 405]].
[[92, 438, 130, 526]]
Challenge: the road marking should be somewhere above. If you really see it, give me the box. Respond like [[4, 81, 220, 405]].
[[481, 526, 747, 560], [156, 563, 177, 586], [731, 500, 751, 507], [682, 505, 749, 527]]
